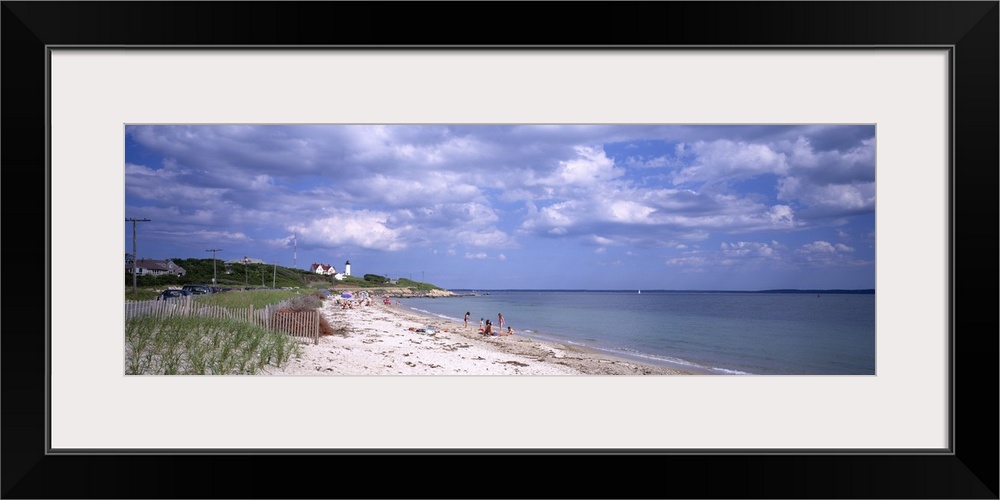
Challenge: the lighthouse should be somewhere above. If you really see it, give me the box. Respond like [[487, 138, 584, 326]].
[[344, 260, 351, 276]]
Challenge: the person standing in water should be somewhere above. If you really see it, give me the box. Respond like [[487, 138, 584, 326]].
[[497, 313, 505, 330]]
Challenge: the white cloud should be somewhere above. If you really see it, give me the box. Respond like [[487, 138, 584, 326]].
[[791, 240, 867, 268], [299, 210, 407, 251], [767, 205, 796, 226], [607, 200, 656, 223], [799, 241, 855, 254], [525, 146, 625, 197], [672, 140, 788, 184], [720, 241, 779, 259], [354, 172, 482, 206], [590, 235, 616, 246]]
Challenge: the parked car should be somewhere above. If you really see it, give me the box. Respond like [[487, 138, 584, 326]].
[[157, 289, 191, 300], [182, 285, 213, 295]]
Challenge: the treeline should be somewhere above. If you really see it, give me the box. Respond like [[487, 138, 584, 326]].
[[126, 258, 444, 291], [126, 258, 324, 289]]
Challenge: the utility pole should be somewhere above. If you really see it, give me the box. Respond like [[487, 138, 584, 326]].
[[242, 256, 250, 288], [273, 261, 278, 288], [292, 233, 297, 269], [206, 248, 223, 286], [125, 218, 151, 294]]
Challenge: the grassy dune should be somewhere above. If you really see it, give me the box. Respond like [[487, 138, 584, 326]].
[[126, 315, 302, 375]]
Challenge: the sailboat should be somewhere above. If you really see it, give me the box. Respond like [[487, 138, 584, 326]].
[[637, 289, 641, 294]]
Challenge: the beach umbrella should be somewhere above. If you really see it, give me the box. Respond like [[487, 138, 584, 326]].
[[341, 292, 353, 299]]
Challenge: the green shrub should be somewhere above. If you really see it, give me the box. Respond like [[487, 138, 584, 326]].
[[125, 288, 160, 301], [395, 278, 441, 291]]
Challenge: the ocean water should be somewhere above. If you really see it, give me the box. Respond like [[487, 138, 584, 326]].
[[400, 290, 876, 375]]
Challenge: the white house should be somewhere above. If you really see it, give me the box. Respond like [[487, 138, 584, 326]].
[[311, 263, 337, 276], [311, 262, 346, 281], [226, 257, 266, 265], [224, 257, 266, 275]]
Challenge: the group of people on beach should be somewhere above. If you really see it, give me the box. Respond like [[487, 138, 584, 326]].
[[338, 297, 372, 309], [466, 311, 513, 337]]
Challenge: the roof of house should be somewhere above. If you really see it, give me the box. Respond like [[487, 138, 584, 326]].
[[225, 257, 266, 264], [127, 259, 185, 272]]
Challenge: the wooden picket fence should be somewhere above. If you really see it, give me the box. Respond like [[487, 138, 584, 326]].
[[125, 296, 320, 344]]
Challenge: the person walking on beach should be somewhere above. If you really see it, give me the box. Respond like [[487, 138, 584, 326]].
[[497, 313, 505, 330], [464, 312, 471, 329]]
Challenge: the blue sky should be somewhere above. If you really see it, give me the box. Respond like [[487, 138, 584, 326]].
[[124, 124, 876, 290]]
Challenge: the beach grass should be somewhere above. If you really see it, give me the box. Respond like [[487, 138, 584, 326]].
[[125, 315, 302, 375], [197, 289, 307, 309]]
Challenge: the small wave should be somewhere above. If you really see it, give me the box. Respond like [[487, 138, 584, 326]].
[[600, 346, 753, 374], [407, 307, 461, 323], [608, 347, 699, 367], [708, 367, 751, 375]]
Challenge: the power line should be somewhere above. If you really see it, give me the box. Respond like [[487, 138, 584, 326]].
[[125, 218, 151, 294]]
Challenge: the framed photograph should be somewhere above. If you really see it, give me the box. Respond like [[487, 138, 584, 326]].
[[5, 2, 996, 498]]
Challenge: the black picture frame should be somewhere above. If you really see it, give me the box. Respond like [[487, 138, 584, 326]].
[[3, 2, 996, 498]]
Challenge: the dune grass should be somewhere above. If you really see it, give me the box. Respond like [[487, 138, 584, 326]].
[[196, 289, 306, 309], [126, 315, 302, 375]]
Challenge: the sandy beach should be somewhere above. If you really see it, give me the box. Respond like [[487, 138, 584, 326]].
[[260, 296, 693, 375]]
